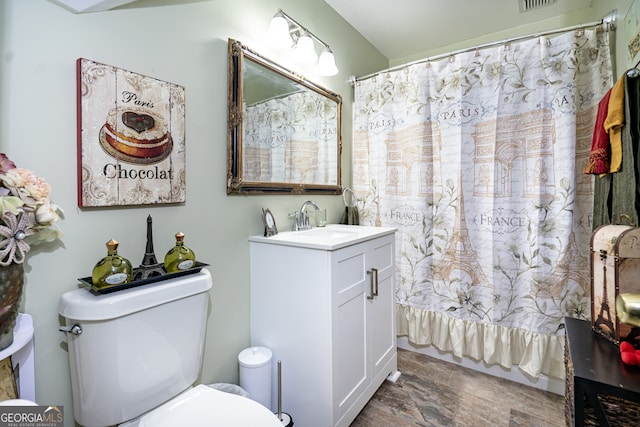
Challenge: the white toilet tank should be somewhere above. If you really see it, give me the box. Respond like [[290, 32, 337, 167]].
[[59, 269, 213, 427]]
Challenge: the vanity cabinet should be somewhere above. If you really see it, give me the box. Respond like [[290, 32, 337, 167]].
[[249, 226, 397, 427]]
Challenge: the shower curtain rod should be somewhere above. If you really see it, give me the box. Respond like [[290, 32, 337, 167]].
[[350, 14, 616, 85]]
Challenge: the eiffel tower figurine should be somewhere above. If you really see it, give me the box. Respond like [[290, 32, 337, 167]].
[[133, 215, 165, 280], [594, 250, 615, 337]]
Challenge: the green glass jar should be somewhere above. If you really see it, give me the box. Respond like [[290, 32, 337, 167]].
[[164, 232, 196, 273], [91, 239, 133, 288]]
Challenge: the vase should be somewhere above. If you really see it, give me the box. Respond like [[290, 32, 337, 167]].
[[0, 263, 24, 351]]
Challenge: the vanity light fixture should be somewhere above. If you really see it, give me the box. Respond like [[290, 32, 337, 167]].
[[294, 31, 318, 64], [267, 9, 339, 76], [266, 10, 293, 48], [316, 47, 339, 77]]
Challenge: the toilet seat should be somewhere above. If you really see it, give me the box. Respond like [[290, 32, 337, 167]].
[[123, 385, 283, 427], [0, 399, 38, 406]]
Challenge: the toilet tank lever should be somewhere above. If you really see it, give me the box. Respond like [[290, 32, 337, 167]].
[[59, 324, 83, 336]]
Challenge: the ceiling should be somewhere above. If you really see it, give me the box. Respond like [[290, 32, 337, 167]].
[[50, 0, 597, 62]]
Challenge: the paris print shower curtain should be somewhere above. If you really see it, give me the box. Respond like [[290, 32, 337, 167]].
[[352, 26, 612, 379]]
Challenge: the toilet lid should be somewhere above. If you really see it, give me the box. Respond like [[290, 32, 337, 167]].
[[136, 385, 283, 427]]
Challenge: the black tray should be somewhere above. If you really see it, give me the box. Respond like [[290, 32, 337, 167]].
[[79, 262, 209, 295]]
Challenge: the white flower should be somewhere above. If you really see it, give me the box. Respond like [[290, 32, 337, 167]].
[[35, 201, 60, 226], [2, 168, 51, 206]]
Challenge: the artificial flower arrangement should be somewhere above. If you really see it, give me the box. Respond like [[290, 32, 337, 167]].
[[0, 153, 63, 266]]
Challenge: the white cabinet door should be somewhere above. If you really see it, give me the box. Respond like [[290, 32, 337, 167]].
[[332, 243, 368, 424], [333, 233, 397, 427], [367, 235, 396, 383]]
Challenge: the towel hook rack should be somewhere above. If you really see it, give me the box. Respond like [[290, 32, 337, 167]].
[[342, 187, 357, 207]]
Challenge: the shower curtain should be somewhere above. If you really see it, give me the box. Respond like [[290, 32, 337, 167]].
[[243, 91, 338, 184], [352, 26, 612, 379]]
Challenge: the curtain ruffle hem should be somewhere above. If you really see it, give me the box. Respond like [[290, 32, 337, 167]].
[[397, 304, 566, 380]]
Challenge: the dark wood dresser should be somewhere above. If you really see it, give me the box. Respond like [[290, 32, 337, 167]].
[[564, 317, 640, 426]]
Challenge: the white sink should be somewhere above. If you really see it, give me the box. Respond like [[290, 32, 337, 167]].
[[297, 227, 359, 240], [249, 224, 396, 250]]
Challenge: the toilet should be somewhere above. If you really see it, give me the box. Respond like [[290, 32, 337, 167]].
[[59, 269, 282, 427]]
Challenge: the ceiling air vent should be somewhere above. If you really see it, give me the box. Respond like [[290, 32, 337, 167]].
[[519, 0, 557, 13]]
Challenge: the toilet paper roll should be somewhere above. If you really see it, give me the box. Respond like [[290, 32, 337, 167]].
[[238, 347, 272, 410]]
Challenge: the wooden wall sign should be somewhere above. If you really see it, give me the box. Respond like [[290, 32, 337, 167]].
[[76, 58, 186, 207]]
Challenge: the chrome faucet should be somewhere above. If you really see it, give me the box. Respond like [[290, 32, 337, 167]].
[[289, 200, 321, 231]]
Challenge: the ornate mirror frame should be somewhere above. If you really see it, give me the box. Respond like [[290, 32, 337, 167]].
[[227, 39, 343, 195]]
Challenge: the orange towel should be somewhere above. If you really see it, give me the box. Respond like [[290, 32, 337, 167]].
[[584, 87, 612, 175], [605, 75, 625, 173]]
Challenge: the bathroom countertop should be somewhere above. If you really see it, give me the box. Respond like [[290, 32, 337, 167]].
[[249, 224, 396, 251]]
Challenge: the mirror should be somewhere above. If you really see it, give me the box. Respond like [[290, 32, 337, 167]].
[[227, 39, 342, 195]]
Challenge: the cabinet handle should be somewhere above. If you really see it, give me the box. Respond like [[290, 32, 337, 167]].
[[367, 268, 379, 299], [372, 268, 379, 297], [367, 269, 375, 300]]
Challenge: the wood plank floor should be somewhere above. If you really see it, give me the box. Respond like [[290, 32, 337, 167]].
[[351, 348, 565, 426]]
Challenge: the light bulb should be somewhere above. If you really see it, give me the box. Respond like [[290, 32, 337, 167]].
[[316, 48, 338, 76], [267, 14, 293, 48], [293, 33, 317, 64]]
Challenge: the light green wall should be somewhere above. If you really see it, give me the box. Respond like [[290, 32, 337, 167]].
[[389, 9, 592, 66], [389, 2, 633, 72], [1, 0, 636, 424], [0, 0, 385, 422], [593, 0, 636, 76]]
